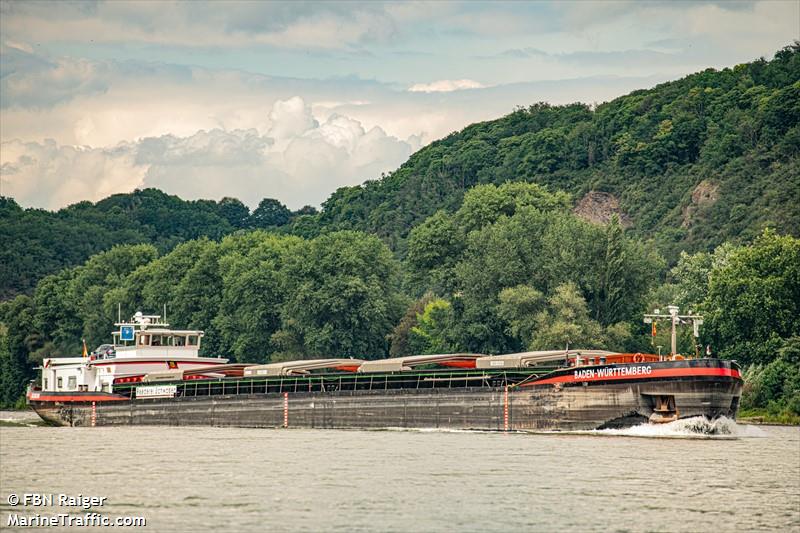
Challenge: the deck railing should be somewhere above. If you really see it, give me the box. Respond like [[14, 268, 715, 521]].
[[113, 368, 557, 399]]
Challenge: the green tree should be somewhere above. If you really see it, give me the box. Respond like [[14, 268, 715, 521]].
[[597, 215, 626, 324], [388, 293, 435, 357], [406, 211, 464, 294], [409, 299, 457, 355], [0, 296, 39, 407], [496, 285, 545, 347], [704, 230, 800, 364], [528, 283, 632, 350], [276, 231, 404, 359], [529, 283, 604, 350], [250, 198, 291, 228], [213, 232, 302, 363], [217, 197, 250, 228], [174, 242, 224, 355], [668, 250, 714, 308]]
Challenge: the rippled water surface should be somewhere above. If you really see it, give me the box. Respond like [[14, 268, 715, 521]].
[[1, 411, 798, 532]]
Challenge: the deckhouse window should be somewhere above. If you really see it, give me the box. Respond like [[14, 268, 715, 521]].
[[57, 377, 63, 389], [151, 335, 173, 347], [139, 334, 151, 347], [68, 376, 76, 389], [187, 335, 198, 346], [174, 336, 186, 346]]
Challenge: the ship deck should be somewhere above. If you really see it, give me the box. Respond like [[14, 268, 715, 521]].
[[109, 358, 741, 401], [111, 367, 559, 399]]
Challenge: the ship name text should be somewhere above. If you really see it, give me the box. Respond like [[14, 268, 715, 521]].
[[574, 365, 653, 380]]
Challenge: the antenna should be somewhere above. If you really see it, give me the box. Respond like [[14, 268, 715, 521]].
[[644, 306, 704, 357], [163, 303, 167, 324], [118, 303, 121, 323]]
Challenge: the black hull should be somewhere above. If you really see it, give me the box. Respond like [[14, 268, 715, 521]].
[[29, 360, 742, 431]]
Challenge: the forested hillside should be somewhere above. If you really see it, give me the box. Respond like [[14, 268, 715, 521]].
[[0, 190, 314, 299], [317, 44, 800, 260], [1, 45, 798, 419]]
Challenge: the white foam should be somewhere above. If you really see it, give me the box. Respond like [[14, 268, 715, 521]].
[[587, 416, 768, 439]]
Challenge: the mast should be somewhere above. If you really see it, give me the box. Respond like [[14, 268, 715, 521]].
[[644, 306, 703, 357]]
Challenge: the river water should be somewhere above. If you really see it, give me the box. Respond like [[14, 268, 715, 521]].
[[1, 411, 798, 532]]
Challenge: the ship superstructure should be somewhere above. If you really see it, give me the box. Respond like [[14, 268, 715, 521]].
[[36, 311, 227, 397]]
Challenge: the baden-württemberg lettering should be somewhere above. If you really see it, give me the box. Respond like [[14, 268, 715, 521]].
[[574, 366, 653, 380]]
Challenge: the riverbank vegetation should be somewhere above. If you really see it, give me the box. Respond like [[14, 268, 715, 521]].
[[1, 45, 798, 415]]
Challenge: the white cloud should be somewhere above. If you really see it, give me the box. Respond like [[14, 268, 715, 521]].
[[267, 96, 319, 143], [140, 103, 416, 208], [1, 97, 415, 210], [0, 139, 145, 210], [408, 79, 486, 93]]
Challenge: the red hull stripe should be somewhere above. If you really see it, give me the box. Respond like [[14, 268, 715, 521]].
[[523, 367, 741, 387], [28, 394, 128, 402], [90, 360, 225, 367]]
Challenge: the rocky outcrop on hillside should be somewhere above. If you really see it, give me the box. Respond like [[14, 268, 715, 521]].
[[574, 191, 632, 226], [682, 180, 720, 228]]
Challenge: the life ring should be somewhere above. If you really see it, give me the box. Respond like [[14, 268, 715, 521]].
[[633, 353, 644, 363]]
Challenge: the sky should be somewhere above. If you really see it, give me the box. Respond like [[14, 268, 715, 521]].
[[1, 1, 797, 211]]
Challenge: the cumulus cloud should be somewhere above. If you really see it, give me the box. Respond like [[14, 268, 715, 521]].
[[0, 139, 144, 210], [141, 104, 415, 208], [1, 97, 415, 210], [408, 79, 486, 93], [267, 96, 319, 143]]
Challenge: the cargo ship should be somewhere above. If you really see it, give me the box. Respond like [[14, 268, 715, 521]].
[[26, 312, 742, 430]]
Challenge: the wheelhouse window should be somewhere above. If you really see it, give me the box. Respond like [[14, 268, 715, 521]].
[[187, 335, 199, 346], [139, 334, 151, 347], [151, 335, 174, 347], [174, 336, 186, 346]]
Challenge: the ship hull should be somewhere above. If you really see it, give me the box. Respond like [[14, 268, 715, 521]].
[[28, 360, 742, 431]]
